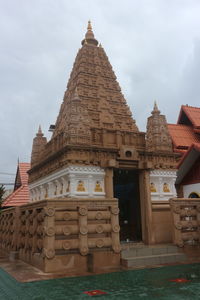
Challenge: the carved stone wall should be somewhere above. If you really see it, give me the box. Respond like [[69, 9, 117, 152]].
[[0, 198, 121, 273], [170, 198, 200, 247]]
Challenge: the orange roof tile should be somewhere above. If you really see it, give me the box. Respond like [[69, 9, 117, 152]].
[[167, 124, 200, 149], [178, 105, 200, 128], [176, 143, 200, 184], [178, 142, 200, 168], [3, 162, 30, 207], [18, 163, 30, 185], [3, 185, 30, 207]]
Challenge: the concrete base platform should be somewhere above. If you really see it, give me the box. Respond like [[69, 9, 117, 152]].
[[0, 244, 200, 282]]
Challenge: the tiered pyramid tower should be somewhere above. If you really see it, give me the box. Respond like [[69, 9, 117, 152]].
[[29, 22, 144, 185], [53, 21, 138, 141]]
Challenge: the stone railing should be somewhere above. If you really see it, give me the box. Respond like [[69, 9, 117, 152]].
[[169, 198, 200, 247], [0, 198, 120, 272]]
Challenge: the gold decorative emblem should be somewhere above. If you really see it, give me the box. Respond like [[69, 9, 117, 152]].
[[150, 182, 157, 192], [163, 182, 170, 192], [94, 181, 103, 192], [77, 180, 86, 192]]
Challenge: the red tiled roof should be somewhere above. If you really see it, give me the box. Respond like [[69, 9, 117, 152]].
[[167, 124, 200, 149], [3, 185, 30, 207], [178, 143, 200, 168], [178, 105, 200, 128], [3, 162, 30, 207], [18, 163, 30, 185], [176, 143, 200, 184]]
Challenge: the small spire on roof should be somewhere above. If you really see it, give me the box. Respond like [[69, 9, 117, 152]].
[[37, 125, 44, 137], [87, 20, 92, 31], [152, 100, 160, 115]]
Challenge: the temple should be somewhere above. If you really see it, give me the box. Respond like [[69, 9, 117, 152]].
[[0, 22, 185, 273]]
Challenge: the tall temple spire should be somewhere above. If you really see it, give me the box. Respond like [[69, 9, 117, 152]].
[[53, 21, 138, 139], [82, 20, 98, 46]]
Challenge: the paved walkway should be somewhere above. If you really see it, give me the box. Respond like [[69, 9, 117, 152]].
[[0, 263, 200, 299]]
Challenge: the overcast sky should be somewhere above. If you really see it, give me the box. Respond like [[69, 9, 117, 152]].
[[1, 0, 200, 186]]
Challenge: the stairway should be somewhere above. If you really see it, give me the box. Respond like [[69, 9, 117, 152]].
[[121, 244, 187, 268]]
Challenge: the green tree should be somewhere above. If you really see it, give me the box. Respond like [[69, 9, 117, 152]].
[[0, 185, 5, 209]]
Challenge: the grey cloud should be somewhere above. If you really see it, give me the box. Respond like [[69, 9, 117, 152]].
[[0, 0, 200, 184]]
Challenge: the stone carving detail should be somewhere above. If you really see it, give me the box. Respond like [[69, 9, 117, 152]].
[[170, 198, 200, 247]]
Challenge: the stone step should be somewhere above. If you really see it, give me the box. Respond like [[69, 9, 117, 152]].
[[121, 252, 187, 268], [121, 245, 180, 259]]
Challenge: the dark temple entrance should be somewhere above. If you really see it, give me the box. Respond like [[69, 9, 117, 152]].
[[113, 169, 142, 242]]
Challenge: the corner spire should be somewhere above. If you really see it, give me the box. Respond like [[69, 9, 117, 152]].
[[81, 20, 98, 46]]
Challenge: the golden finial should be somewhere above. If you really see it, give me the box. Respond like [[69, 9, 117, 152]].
[[87, 20, 92, 31]]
